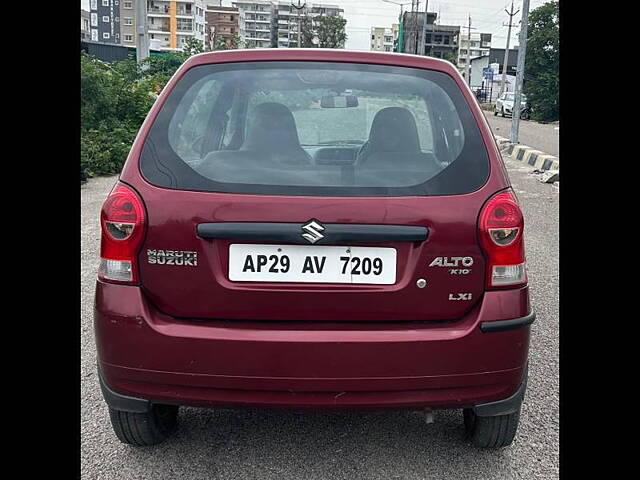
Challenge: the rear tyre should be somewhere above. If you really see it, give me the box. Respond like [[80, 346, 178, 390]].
[[108, 404, 178, 446], [493, 108, 498, 116], [463, 405, 521, 448]]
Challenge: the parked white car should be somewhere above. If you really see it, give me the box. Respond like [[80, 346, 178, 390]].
[[494, 92, 528, 118]]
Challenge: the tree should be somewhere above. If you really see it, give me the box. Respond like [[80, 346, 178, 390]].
[[298, 15, 316, 47], [242, 39, 258, 49], [294, 13, 347, 49], [316, 15, 347, 48], [523, 0, 559, 122], [182, 38, 204, 58], [444, 52, 458, 66], [141, 54, 183, 77], [81, 52, 157, 176], [213, 34, 242, 51]]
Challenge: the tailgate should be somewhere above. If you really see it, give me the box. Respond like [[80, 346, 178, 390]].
[[137, 191, 486, 322]]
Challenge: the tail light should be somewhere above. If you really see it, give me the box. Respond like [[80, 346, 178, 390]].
[[479, 189, 527, 288], [98, 183, 146, 284]]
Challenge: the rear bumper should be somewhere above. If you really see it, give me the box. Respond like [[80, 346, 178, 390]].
[[98, 366, 529, 416], [95, 281, 532, 411]]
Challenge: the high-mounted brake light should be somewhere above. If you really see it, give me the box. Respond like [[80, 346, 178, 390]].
[[98, 183, 146, 283], [479, 190, 527, 288]]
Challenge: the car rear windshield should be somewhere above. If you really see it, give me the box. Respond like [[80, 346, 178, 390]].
[[140, 61, 490, 196]]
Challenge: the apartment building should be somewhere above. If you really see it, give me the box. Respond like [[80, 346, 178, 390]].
[[119, 1, 137, 46], [457, 32, 491, 71], [146, 1, 206, 51], [89, 0, 122, 44], [233, 1, 276, 48], [370, 26, 394, 52], [204, 5, 239, 50], [91, 1, 342, 51], [275, 2, 343, 48], [93, 1, 206, 52], [81, 9, 91, 41]]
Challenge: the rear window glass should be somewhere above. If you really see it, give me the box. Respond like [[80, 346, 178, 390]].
[[141, 61, 489, 196]]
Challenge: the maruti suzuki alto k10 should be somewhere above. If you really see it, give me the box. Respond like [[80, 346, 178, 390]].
[[94, 49, 534, 449]]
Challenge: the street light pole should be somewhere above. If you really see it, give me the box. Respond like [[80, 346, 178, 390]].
[[510, 0, 530, 145], [466, 16, 471, 84], [382, 0, 411, 52], [500, 1, 519, 97], [419, 0, 428, 55], [413, 0, 421, 54], [463, 15, 476, 85], [136, 0, 149, 64]]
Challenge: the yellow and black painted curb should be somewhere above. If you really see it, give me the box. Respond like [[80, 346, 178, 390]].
[[494, 135, 559, 172]]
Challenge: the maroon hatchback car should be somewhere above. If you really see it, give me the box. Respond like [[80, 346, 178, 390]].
[[94, 49, 534, 449]]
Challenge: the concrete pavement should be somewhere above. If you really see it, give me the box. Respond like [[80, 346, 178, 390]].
[[485, 114, 559, 158]]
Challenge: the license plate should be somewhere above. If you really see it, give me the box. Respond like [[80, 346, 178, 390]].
[[229, 244, 397, 284]]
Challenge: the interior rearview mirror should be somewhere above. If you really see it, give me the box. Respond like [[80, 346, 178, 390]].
[[320, 95, 359, 108]]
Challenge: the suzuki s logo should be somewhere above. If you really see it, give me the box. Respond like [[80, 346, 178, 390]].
[[301, 219, 325, 244]]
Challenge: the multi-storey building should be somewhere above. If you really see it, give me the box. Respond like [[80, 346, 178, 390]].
[[275, 2, 344, 48], [90, 1, 342, 51], [233, 1, 276, 49], [146, 1, 206, 52], [87, 1, 206, 52], [81, 9, 91, 41], [119, 1, 137, 46], [400, 11, 459, 61], [89, 0, 122, 44], [204, 5, 240, 50], [370, 26, 393, 52], [457, 32, 491, 72], [391, 23, 399, 51]]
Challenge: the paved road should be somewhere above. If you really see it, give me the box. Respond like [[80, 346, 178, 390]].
[[81, 161, 559, 479], [485, 114, 560, 158]]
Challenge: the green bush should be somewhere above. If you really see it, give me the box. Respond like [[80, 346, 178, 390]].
[[81, 127, 137, 176], [81, 52, 183, 177]]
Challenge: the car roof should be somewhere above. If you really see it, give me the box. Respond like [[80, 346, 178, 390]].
[[181, 48, 461, 78]]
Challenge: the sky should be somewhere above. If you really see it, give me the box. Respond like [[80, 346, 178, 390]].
[[81, 0, 552, 51]]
